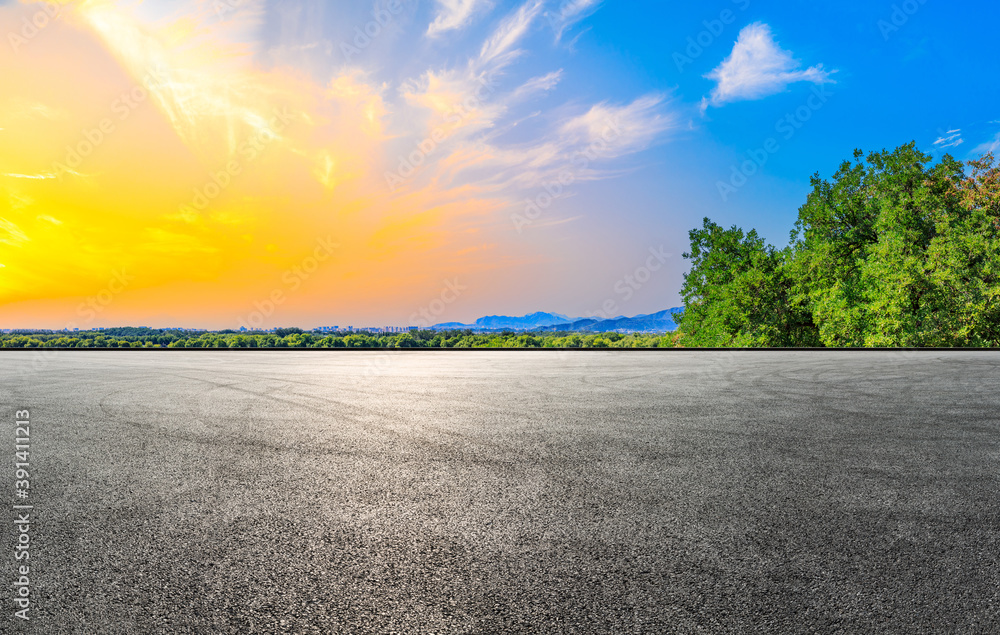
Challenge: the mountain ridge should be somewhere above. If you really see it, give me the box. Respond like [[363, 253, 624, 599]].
[[431, 308, 684, 333]]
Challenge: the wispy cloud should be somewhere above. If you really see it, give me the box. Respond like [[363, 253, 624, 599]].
[[510, 70, 563, 102], [61, 0, 287, 164], [402, 0, 547, 139], [427, 0, 492, 37], [703, 22, 834, 109], [973, 131, 1000, 156], [426, 93, 678, 192], [0, 217, 30, 246], [0, 98, 65, 122], [475, 0, 543, 70], [546, 0, 602, 43], [3, 173, 55, 180], [933, 129, 964, 149], [559, 95, 676, 157]]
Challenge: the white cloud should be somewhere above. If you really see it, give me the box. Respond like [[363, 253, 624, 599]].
[[546, 0, 602, 43], [381, 2, 676, 212], [510, 70, 563, 102], [973, 131, 1000, 156], [401, 68, 507, 139], [0, 99, 65, 123], [400, 0, 546, 140], [137, 0, 269, 49], [934, 129, 964, 149], [432, 93, 678, 192], [0, 217, 30, 247], [559, 94, 676, 158], [2, 173, 55, 180], [704, 22, 833, 108], [427, 0, 492, 37], [475, 0, 543, 70]]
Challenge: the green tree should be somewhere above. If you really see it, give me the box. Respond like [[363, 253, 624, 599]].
[[678, 144, 1000, 348], [922, 153, 1000, 345], [790, 144, 1000, 346], [393, 333, 418, 348], [343, 334, 371, 348], [678, 218, 818, 347]]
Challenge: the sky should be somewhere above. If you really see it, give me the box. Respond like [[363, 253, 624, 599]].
[[0, 0, 997, 329]]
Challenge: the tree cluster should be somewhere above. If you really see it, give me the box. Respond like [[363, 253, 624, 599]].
[[0, 329, 682, 349], [678, 144, 1000, 347]]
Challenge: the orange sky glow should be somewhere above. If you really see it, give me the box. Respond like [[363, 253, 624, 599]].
[[0, 0, 677, 328]]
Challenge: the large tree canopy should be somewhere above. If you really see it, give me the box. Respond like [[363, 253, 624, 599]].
[[678, 220, 817, 347], [679, 143, 1000, 347]]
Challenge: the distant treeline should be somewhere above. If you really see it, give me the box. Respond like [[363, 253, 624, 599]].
[[6, 143, 994, 350], [678, 144, 1000, 347], [0, 328, 682, 349]]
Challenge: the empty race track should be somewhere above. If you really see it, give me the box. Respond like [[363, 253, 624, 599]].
[[2, 351, 999, 633]]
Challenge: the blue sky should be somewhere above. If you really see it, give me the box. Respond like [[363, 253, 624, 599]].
[[2, 0, 997, 327], [257, 0, 1000, 316]]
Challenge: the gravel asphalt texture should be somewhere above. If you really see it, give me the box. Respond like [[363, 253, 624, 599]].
[[2, 350, 999, 634]]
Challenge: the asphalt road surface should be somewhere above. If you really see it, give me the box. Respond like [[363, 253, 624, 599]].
[[2, 351, 999, 633]]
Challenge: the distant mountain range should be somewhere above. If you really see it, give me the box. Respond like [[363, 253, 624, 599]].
[[432, 308, 684, 333]]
